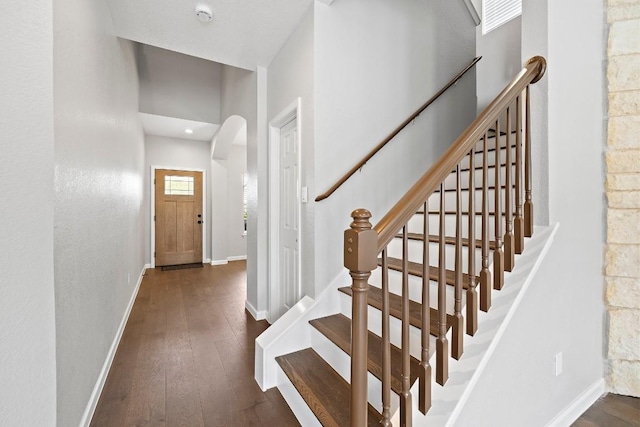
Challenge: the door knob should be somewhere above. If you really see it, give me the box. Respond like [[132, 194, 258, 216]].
[[197, 220, 202, 224]]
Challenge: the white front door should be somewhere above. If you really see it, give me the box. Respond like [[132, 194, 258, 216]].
[[279, 118, 300, 314]]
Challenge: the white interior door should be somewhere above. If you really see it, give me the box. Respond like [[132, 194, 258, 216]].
[[279, 118, 300, 313]]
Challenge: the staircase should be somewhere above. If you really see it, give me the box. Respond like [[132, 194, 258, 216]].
[[268, 57, 548, 426]]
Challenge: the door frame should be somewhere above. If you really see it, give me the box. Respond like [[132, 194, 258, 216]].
[[268, 98, 302, 323], [150, 166, 207, 268]]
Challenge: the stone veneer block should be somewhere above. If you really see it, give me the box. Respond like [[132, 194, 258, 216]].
[[609, 91, 640, 116], [608, 55, 640, 92], [606, 277, 640, 308], [608, 209, 640, 243], [607, 360, 640, 397], [608, 0, 640, 5], [607, 150, 640, 173], [605, 244, 640, 277], [608, 4, 640, 22], [607, 173, 640, 190], [609, 19, 640, 56], [608, 190, 640, 208], [608, 309, 640, 359], [608, 115, 640, 149]]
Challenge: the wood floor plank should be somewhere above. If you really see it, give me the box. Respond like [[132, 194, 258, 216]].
[[572, 394, 640, 427], [90, 261, 298, 427]]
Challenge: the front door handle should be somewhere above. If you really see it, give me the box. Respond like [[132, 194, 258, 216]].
[[197, 220, 202, 224]]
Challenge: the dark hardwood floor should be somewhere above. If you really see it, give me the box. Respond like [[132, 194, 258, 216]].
[[573, 394, 639, 427], [90, 261, 299, 427]]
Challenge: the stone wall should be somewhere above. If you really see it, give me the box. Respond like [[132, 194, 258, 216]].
[[605, 0, 640, 397]]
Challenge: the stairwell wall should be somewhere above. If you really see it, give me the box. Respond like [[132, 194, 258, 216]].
[[53, 0, 146, 424], [313, 0, 477, 295], [0, 2, 57, 425], [455, 0, 607, 424]]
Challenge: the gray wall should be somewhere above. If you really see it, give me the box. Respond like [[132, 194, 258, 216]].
[[144, 135, 214, 263], [226, 145, 248, 258], [476, 16, 522, 112], [455, 0, 606, 424], [267, 6, 316, 307], [137, 44, 222, 124], [313, 0, 477, 294], [53, 0, 146, 425], [0, 1, 57, 425]]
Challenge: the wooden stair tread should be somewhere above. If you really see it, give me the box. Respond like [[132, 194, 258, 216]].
[[276, 348, 382, 427], [338, 285, 453, 334], [310, 314, 420, 396], [398, 232, 496, 250], [380, 256, 477, 290], [459, 161, 516, 173]]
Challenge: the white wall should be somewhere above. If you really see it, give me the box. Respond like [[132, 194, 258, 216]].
[[144, 135, 213, 263], [455, 1, 606, 424], [0, 2, 57, 425], [267, 6, 316, 302], [137, 44, 222, 124], [313, 0, 476, 295], [227, 145, 248, 258], [476, 16, 522, 112], [53, 0, 146, 424]]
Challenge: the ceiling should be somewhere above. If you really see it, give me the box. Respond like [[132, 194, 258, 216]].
[[139, 113, 220, 142], [106, 0, 314, 70]]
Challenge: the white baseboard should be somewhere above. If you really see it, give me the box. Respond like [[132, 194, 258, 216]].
[[79, 264, 147, 427], [205, 258, 211, 264], [228, 255, 247, 261], [245, 299, 267, 321], [210, 259, 228, 266], [545, 379, 605, 427]]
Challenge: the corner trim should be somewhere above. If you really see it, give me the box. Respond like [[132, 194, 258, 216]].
[[228, 255, 247, 261], [545, 378, 605, 427], [80, 265, 147, 427], [245, 299, 267, 321], [210, 259, 228, 266]]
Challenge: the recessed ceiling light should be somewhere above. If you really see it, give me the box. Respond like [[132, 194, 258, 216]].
[[195, 5, 213, 23], [185, 129, 194, 134]]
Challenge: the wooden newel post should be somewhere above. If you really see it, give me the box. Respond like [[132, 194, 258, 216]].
[[344, 209, 378, 427]]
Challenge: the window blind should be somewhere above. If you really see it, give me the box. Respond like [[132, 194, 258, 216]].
[[482, 0, 522, 34]]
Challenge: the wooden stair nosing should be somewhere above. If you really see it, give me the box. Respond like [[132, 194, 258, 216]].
[[338, 285, 453, 335], [309, 314, 420, 396], [380, 256, 478, 290], [396, 232, 497, 250], [276, 348, 382, 427]]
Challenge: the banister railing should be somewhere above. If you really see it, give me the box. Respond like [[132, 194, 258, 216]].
[[315, 56, 482, 202], [344, 56, 546, 426]]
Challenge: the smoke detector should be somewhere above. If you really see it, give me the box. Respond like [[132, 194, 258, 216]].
[[195, 5, 213, 23]]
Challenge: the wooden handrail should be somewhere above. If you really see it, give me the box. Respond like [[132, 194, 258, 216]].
[[374, 56, 547, 251], [315, 56, 482, 202]]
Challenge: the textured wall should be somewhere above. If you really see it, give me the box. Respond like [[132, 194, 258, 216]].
[[605, 0, 640, 397], [0, 2, 57, 425], [53, 0, 146, 424], [313, 0, 476, 294]]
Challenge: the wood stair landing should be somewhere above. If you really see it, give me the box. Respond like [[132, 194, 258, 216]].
[[338, 285, 454, 334], [310, 314, 420, 395], [276, 348, 382, 427], [380, 256, 478, 290]]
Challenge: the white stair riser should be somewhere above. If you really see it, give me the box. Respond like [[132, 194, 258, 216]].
[[460, 143, 516, 169], [386, 237, 487, 272], [407, 213, 502, 240], [427, 187, 516, 212], [442, 164, 515, 191]]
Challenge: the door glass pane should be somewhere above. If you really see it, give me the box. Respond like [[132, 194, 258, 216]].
[[164, 175, 194, 195]]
